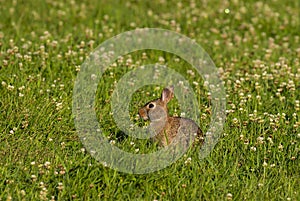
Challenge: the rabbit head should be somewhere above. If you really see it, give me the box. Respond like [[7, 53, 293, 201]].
[[138, 86, 174, 122]]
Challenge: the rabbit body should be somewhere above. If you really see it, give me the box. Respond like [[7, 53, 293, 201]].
[[139, 86, 202, 147]]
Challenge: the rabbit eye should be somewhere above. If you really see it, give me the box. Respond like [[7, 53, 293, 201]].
[[148, 103, 155, 109]]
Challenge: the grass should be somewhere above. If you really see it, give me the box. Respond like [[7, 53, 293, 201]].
[[0, 0, 299, 200]]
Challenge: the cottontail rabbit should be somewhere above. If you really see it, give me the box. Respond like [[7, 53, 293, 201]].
[[139, 86, 203, 147]]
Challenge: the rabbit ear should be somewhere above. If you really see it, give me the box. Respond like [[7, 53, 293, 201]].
[[161, 86, 174, 103]]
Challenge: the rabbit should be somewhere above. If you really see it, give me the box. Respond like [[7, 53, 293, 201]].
[[139, 86, 203, 147]]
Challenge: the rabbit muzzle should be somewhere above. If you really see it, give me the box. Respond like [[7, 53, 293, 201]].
[[138, 108, 149, 120]]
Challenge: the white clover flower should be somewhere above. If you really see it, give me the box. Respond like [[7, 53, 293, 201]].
[[267, 137, 273, 144], [57, 182, 64, 190], [90, 74, 97, 80], [7, 85, 14, 90], [262, 161, 268, 167], [226, 193, 233, 200], [184, 157, 192, 165], [192, 81, 199, 86], [31, 175, 37, 181], [56, 102, 63, 110], [158, 56, 165, 63], [257, 136, 264, 144], [142, 52, 147, 59], [232, 118, 238, 124], [20, 190, 26, 196], [44, 161, 51, 169]]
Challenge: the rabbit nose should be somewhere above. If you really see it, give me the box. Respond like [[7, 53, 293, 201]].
[[138, 108, 149, 120]]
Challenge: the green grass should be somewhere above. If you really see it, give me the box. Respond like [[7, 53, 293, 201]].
[[0, 0, 299, 200]]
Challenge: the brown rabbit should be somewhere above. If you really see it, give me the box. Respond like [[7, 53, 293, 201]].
[[139, 86, 203, 147]]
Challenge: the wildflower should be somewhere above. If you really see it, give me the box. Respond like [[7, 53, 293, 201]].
[[44, 161, 51, 169], [3, 59, 8, 66], [187, 70, 195, 76], [142, 52, 147, 59], [158, 56, 165, 63], [57, 182, 64, 191], [267, 137, 273, 144], [61, 142, 65, 149], [192, 81, 199, 86], [184, 157, 192, 165], [56, 102, 63, 110], [20, 190, 26, 196], [90, 74, 97, 80], [257, 137, 264, 144], [18, 86, 25, 91], [226, 193, 233, 200], [174, 57, 180, 62], [31, 175, 37, 181], [262, 161, 268, 167], [224, 8, 230, 14], [278, 144, 284, 151], [232, 118, 239, 124], [7, 85, 14, 90], [75, 65, 80, 72], [102, 161, 108, 167], [126, 58, 133, 66]]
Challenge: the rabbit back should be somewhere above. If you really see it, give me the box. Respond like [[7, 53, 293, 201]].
[[153, 116, 202, 147]]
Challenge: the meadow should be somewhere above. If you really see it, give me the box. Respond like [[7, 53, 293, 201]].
[[0, 0, 299, 200]]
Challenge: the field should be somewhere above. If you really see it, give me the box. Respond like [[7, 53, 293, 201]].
[[0, 0, 299, 200]]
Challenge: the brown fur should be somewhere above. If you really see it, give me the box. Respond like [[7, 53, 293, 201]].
[[139, 86, 203, 147]]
